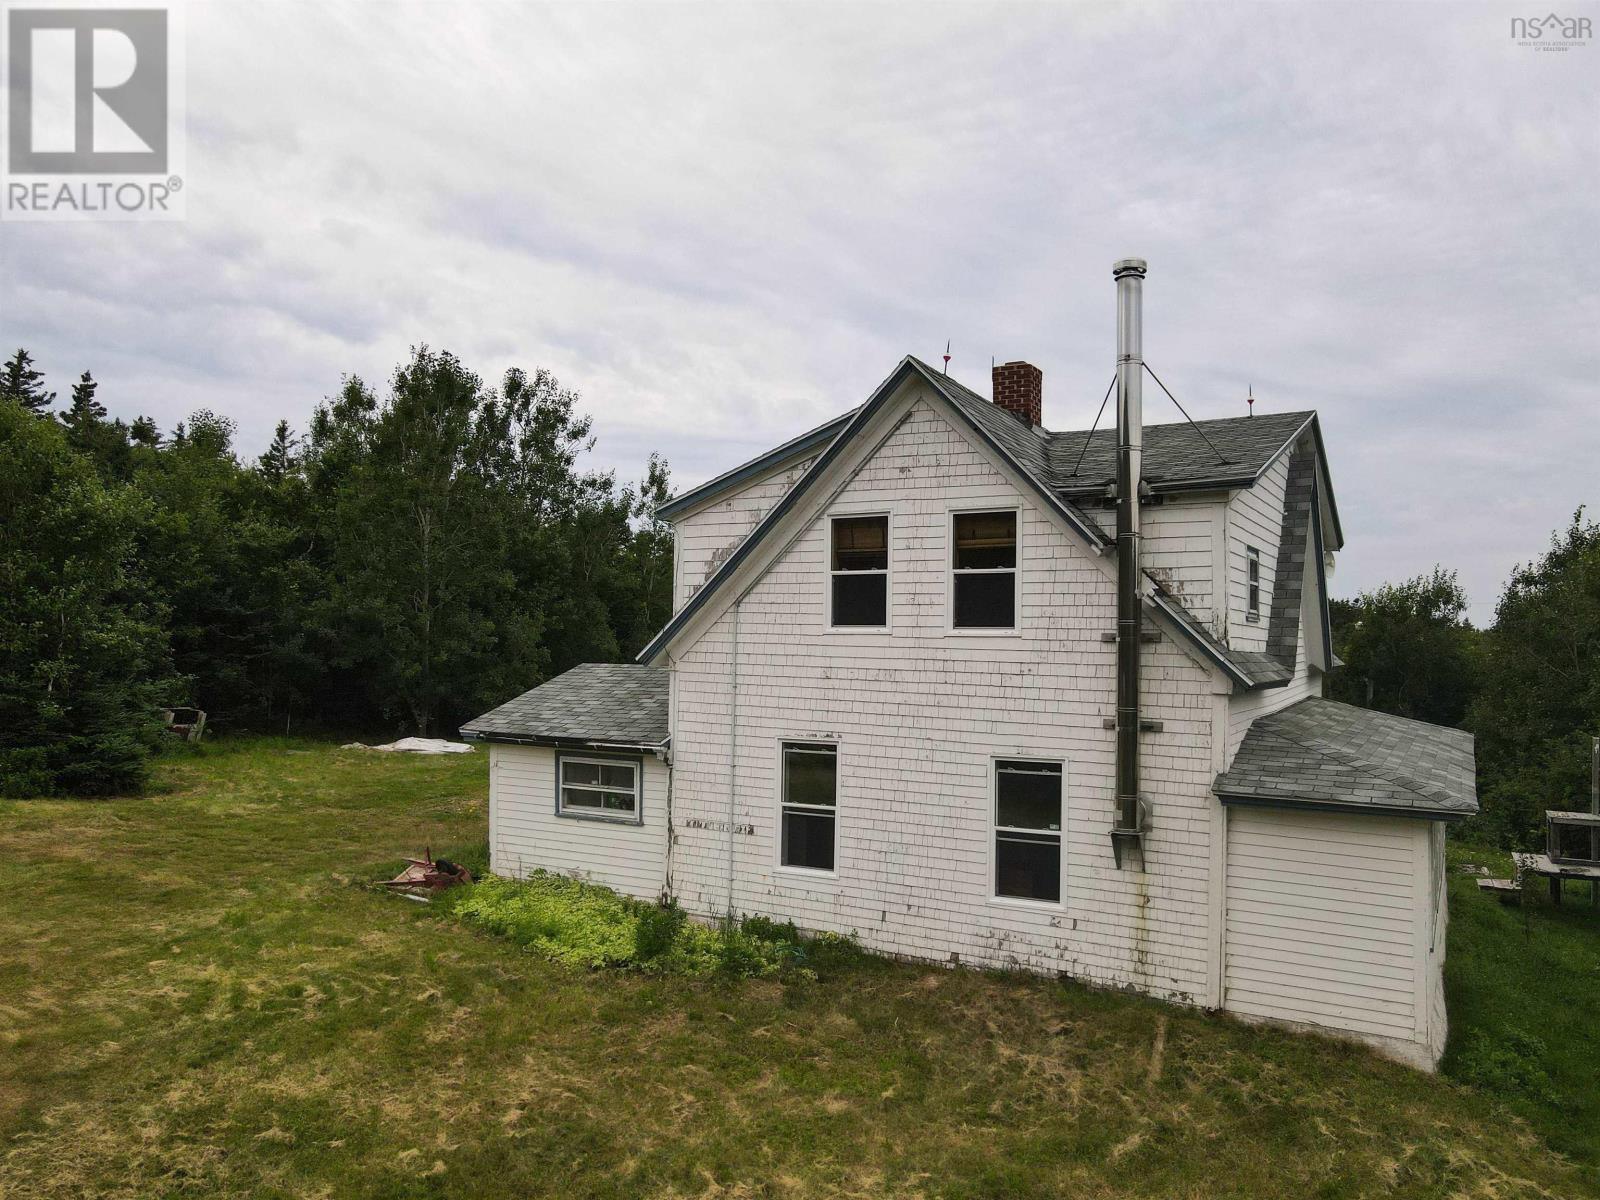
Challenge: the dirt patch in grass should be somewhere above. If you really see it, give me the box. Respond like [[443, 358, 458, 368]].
[[0, 741, 1596, 1198]]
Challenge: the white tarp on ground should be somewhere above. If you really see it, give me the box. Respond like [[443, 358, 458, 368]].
[[342, 737, 475, 754]]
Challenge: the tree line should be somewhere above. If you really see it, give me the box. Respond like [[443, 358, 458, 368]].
[[1328, 516, 1600, 849], [1, 346, 672, 795], [4, 339, 1595, 850]]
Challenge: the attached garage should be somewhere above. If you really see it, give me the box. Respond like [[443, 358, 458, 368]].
[[1224, 807, 1438, 1066], [1215, 699, 1472, 1070]]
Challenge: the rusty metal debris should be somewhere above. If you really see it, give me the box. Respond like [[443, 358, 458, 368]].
[[384, 847, 472, 897]]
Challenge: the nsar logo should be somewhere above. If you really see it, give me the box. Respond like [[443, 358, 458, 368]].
[[1510, 12, 1593, 51]]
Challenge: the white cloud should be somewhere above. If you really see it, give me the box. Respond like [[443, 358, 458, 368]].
[[3, 1, 1595, 623]]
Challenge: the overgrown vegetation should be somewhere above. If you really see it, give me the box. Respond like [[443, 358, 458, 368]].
[[1441, 840, 1600, 1166], [447, 872, 826, 977], [1, 740, 1597, 1198], [1329, 511, 1600, 848], [0, 346, 674, 795]]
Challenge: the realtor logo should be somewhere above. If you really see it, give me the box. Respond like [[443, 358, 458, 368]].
[[8, 7, 166, 172], [3, 3, 185, 220]]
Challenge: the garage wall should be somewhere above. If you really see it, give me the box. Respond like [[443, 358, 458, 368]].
[[488, 744, 670, 902], [1224, 806, 1438, 1068]]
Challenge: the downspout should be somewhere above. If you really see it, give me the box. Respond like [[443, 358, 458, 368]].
[[726, 600, 741, 919], [1111, 258, 1149, 868]]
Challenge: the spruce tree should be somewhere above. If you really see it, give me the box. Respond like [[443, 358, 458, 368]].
[[61, 371, 107, 449], [259, 420, 300, 482], [0, 402, 174, 794], [1, 348, 55, 416]]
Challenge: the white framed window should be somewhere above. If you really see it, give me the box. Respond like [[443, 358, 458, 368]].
[[779, 741, 836, 872], [829, 513, 889, 628], [993, 759, 1063, 903], [1246, 546, 1261, 620], [952, 509, 1018, 629], [555, 753, 642, 824]]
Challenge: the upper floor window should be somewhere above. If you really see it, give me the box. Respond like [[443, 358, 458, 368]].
[[830, 515, 888, 627], [780, 742, 837, 872], [1246, 546, 1261, 620], [952, 510, 1017, 629], [994, 759, 1062, 903]]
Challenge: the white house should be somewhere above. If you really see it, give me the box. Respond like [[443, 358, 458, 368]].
[[463, 261, 1476, 1071]]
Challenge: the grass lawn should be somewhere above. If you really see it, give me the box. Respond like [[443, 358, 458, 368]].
[[1, 739, 1595, 1199], [1441, 841, 1600, 1169]]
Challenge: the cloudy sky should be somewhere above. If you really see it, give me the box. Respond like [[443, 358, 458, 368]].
[[5, 2, 1596, 622]]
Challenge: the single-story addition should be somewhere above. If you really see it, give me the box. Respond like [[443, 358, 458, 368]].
[[463, 260, 1477, 1071]]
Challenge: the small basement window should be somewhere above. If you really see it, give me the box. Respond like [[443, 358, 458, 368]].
[[557, 755, 641, 822], [952, 510, 1017, 629], [830, 514, 888, 627], [994, 759, 1062, 903], [780, 742, 836, 871], [1246, 546, 1261, 620]]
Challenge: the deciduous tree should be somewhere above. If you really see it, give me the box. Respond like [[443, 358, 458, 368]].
[[1469, 511, 1600, 846]]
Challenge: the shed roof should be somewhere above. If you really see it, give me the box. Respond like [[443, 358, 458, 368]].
[[1214, 698, 1478, 821], [460, 663, 669, 750]]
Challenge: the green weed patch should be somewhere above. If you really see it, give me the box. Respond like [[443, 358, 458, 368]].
[[446, 872, 820, 977]]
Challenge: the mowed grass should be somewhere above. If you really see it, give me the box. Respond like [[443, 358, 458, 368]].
[[0, 740, 1593, 1199]]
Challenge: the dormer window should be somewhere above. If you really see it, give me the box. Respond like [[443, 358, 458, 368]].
[[952, 510, 1018, 629], [1246, 546, 1261, 620], [830, 515, 888, 627]]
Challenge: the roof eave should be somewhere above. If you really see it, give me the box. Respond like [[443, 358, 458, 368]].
[[654, 412, 852, 522], [1215, 790, 1475, 822], [1306, 414, 1345, 550], [1146, 590, 1259, 690], [1060, 473, 1259, 498], [637, 356, 925, 664], [921, 367, 1111, 550], [461, 730, 670, 753]]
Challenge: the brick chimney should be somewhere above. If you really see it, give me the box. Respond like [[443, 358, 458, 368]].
[[991, 361, 1043, 427]]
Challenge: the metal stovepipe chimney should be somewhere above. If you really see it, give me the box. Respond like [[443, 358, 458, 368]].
[[1112, 258, 1148, 863]]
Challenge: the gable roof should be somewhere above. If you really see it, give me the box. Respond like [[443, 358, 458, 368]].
[[638, 356, 1111, 666], [1214, 698, 1478, 821], [659, 379, 1340, 544], [460, 663, 669, 749], [637, 355, 1325, 691]]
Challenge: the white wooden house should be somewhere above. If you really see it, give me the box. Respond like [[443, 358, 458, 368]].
[[464, 261, 1476, 1071]]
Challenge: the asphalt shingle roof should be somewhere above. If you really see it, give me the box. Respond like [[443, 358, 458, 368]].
[[1214, 697, 1478, 819], [663, 363, 1315, 526], [1265, 445, 1317, 669], [901, 361, 1316, 502], [461, 663, 669, 748], [639, 356, 1332, 691], [1049, 409, 1313, 495]]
